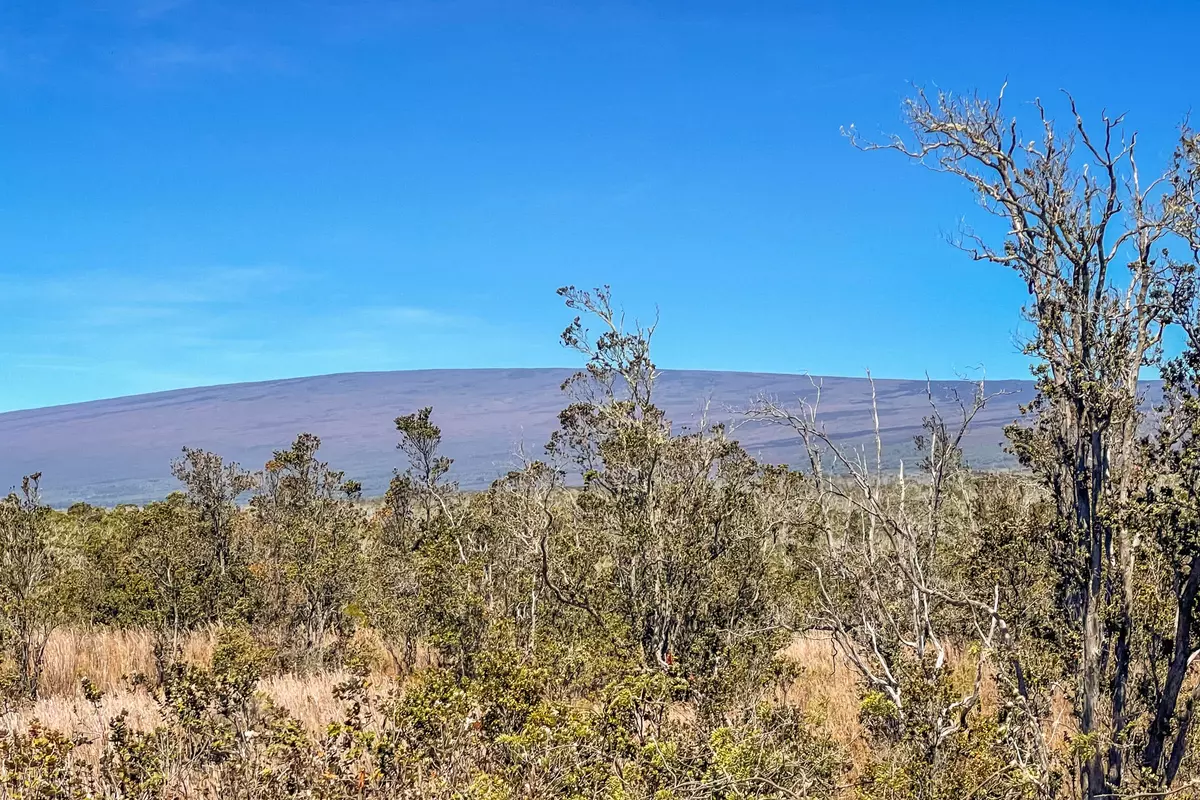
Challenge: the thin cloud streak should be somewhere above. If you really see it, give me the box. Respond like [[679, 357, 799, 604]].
[[0, 261, 493, 408], [4, 265, 294, 305], [130, 0, 194, 23], [130, 42, 252, 72]]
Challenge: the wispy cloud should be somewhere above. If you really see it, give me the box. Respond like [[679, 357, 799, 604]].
[[0, 1, 286, 83], [0, 265, 290, 363], [0, 262, 489, 405], [7, 265, 292, 306], [309, 0, 505, 39], [115, 35, 294, 80], [9, 354, 101, 374], [353, 305, 476, 328], [129, 41, 251, 72], [130, 0, 193, 23]]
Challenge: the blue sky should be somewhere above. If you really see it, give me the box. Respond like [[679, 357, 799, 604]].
[[1, 0, 1197, 411]]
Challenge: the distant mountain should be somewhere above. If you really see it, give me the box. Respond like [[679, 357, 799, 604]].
[[0, 369, 1038, 506]]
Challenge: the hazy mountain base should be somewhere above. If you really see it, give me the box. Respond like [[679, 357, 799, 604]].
[[0, 369, 1035, 506]]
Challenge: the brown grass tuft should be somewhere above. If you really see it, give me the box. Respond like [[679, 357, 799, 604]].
[[779, 636, 867, 764]]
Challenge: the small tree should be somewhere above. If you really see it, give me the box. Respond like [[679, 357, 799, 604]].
[[129, 494, 209, 682], [171, 447, 256, 617], [366, 408, 480, 673], [394, 407, 457, 526], [544, 286, 791, 705], [249, 434, 365, 670], [0, 474, 78, 700]]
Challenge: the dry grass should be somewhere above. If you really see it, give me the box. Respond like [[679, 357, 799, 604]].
[[3, 625, 1096, 800], [4, 688, 159, 747], [15, 627, 1086, 783], [19, 627, 354, 724], [3, 629, 354, 768], [13, 628, 869, 731], [776, 636, 1085, 772], [259, 670, 354, 732], [779, 636, 868, 768], [38, 628, 218, 698], [39, 628, 156, 697]]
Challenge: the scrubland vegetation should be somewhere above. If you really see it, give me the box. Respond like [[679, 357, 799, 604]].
[[6, 88, 1200, 799]]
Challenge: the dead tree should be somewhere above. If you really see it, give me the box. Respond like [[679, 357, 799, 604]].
[[751, 377, 1052, 787], [849, 87, 1196, 796]]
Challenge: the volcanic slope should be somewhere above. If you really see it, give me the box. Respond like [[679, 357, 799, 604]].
[[0, 369, 1035, 506]]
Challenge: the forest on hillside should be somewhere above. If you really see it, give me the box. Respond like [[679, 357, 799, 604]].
[[5, 88, 1200, 800]]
